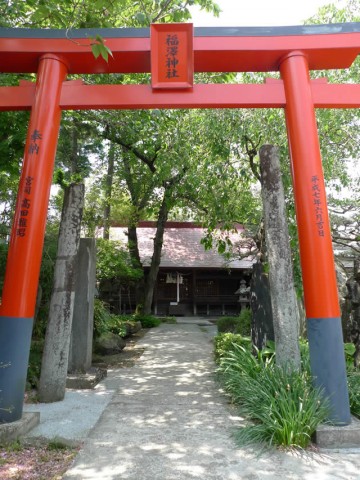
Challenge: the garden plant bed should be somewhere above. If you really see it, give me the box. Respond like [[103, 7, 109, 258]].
[[0, 440, 79, 480]]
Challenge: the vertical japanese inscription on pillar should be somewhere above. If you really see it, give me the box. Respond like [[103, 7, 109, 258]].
[[151, 23, 193, 89], [16, 129, 41, 237], [311, 175, 325, 237]]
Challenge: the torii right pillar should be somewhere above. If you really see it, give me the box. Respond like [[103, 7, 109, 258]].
[[280, 51, 351, 424]]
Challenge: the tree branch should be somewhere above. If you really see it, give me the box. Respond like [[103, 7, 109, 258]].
[[177, 193, 209, 214], [105, 132, 157, 173], [152, 0, 175, 22], [244, 135, 261, 182], [163, 165, 189, 189], [332, 238, 360, 255]]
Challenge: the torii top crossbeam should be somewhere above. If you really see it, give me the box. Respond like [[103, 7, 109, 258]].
[[0, 24, 360, 111], [1, 23, 360, 74]]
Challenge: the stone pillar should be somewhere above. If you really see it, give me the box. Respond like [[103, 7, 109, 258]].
[[250, 262, 274, 350], [260, 145, 301, 369], [68, 238, 96, 373]]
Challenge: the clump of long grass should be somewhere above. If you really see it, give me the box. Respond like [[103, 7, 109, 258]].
[[218, 343, 329, 448]]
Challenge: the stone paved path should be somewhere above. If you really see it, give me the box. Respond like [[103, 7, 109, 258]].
[[63, 323, 360, 479]]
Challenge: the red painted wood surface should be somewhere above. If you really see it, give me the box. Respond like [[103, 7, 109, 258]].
[[0, 31, 359, 74], [1, 81, 360, 111], [0, 56, 67, 318], [281, 52, 341, 318]]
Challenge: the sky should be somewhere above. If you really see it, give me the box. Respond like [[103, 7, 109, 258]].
[[190, 0, 343, 27]]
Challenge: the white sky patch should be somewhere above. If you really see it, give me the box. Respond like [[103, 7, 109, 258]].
[[190, 0, 346, 27]]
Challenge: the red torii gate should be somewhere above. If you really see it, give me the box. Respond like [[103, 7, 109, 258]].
[[0, 23, 359, 424]]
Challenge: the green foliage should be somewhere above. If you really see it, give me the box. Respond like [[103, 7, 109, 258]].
[[90, 35, 114, 62], [96, 239, 143, 282], [161, 316, 177, 324], [344, 342, 357, 369], [213, 333, 252, 364], [1, 0, 220, 30], [106, 314, 128, 337], [298, 339, 311, 373], [217, 316, 240, 333], [27, 340, 44, 390], [134, 314, 162, 329], [0, 440, 23, 452], [0, 241, 8, 291], [218, 343, 330, 448], [94, 300, 161, 337], [53, 168, 69, 189], [93, 299, 114, 338], [347, 371, 360, 419], [46, 440, 71, 451], [305, 0, 360, 25], [0, 100, 30, 231], [215, 335, 360, 447], [33, 230, 59, 338], [55, 114, 102, 186], [217, 309, 252, 336]]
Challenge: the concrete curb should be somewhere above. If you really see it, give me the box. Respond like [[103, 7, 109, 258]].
[[316, 416, 360, 448], [0, 412, 40, 443]]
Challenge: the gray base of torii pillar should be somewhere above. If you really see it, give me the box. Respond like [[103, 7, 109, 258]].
[[308, 317, 351, 425], [0, 317, 33, 422], [68, 238, 96, 374]]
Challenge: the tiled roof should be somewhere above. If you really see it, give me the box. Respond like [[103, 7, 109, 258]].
[[109, 224, 254, 270]]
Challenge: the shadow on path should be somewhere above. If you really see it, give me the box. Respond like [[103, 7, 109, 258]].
[[63, 324, 360, 480]]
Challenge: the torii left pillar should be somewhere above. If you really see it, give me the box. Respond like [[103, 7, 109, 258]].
[[0, 55, 67, 422]]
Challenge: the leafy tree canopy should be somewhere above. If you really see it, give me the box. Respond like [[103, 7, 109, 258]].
[[0, 0, 220, 28], [96, 238, 143, 281]]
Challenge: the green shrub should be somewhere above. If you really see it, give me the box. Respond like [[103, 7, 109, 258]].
[[27, 340, 43, 390], [161, 316, 177, 324], [217, 316, 240, 333], [33, 230, 59, 339], [93, 299, 113, 338], [218, 343, 329, 449], [96, 239, 143, 283], [94, 301, 139, 338], [235, 309, 252, 336], [217, 309, 252, 336], [347, 370, 360, 418], [214, 333, 252, 363], [134, 314, 162, 328], [106, 314, 128, 337], [345, 343, 356, 369]]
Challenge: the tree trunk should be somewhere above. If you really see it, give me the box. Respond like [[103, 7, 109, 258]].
[[259, 145, 301, 370], [38, 182, 85, 402], [127, 217, 145, 310], [143, 192, 170, 315], [103, 144, 115, 240]]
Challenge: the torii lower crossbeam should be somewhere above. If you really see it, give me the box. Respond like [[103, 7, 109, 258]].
[[1, 80, 360, 110]]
